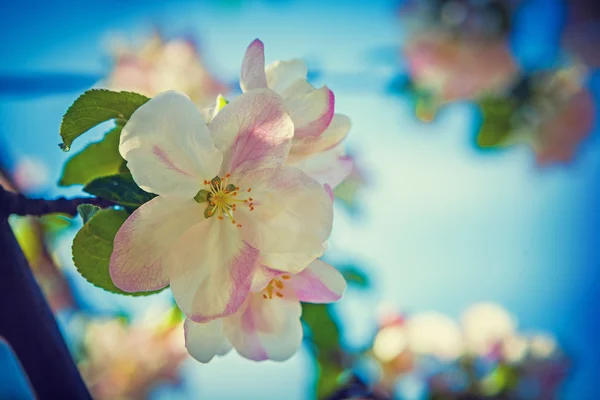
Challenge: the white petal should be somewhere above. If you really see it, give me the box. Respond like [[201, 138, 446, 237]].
[[184, 318, 232, 363], [281, 80, 335, 138], [260, 252, 323, 276], [209, 89, 293, 177], [265, 59, 308, 95], [289, 114, 351, 158], [168, 217, 261, 323], [238, 166, 333, 273], [289, 144, 353, 189], [198, 94, 228, 125], [109, 197, 203, 292], [224, 294, 303, 361], [120, 90, 222, 198], [240, 39, 268, 92], [291, 259, 347, 303]]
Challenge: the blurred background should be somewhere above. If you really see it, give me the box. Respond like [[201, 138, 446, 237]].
[[0, 0, 599, 398]]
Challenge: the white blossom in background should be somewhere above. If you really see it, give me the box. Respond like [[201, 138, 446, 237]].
[[13, 156, 50, 193], [104, 33, 226, 107], [405, 311, 464, 361], [78, 314, 186, 400], [461, 302, 516, 356]]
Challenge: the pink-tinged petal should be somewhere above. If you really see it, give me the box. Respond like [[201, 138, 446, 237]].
[[110, 197, 203, 292], [168, 218, 260, 322], [237, 166, 333, 273], [289, 114, 351, 158], [120, 90, 222, 198], [240, 39, 268, 92], [224, 294, 303, 361], [260, 252, 324, 276], [265, 59, 308, 95], [184, 318, 232, 363], [281, 80, 335, 138], [291, 259, 346, 303], [106, 55, 154, 96], [289, 145, 354, 189], [324, 184, 334, 202], [210, 89, 294, 177]]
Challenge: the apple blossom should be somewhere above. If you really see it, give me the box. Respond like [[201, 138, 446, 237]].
[[109, 88, 333, 323], [532, 66, 595, 164], [404, 33, 518, 105], [535, 88, 594, 164], [105, 33, 226, 107], [184, 259, 346, 362], [239, 39, 353, 188], [461, 302, 516, 356], [79, 316, 186, 400]]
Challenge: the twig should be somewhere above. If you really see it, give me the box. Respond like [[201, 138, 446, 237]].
[[0, 185, 113, 217]]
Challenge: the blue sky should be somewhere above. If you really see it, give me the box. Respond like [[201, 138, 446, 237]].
[[1, 0, 599, 398]]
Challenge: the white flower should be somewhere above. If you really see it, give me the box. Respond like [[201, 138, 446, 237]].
[[405, 312, 464, 361], [109, 88, 333, 323], [105, 34, 226, 107], [461, 302, 516, 355], [184, 259, 346, 362], [239, 39, 353, 189]]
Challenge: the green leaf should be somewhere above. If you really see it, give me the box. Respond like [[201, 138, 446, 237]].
[[476, 97, 517, 148], [59, 126, 125, 186], [40, 213, 73, 235], [303, 303, 341, 353], [415, 91, 439, 123], [83, 174, 156, 208], [340, 265, 370, 289], [72, 208, 164, 296], [60, 89, 149, 151], [316, 361, 344, 400], [333, 175, 363, 211], [302, 303, 344, 399], [77, 204, 100, 224]]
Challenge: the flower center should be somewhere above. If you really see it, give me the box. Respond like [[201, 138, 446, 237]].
[[261, 275, 291, 299], [194, 174, 255, 228]]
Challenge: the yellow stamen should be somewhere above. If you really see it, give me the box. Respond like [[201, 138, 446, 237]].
[[198, 174, 256, 228], [262, 278, 285, 300]]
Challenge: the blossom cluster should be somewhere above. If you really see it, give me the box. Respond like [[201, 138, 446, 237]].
[[358, 303, 568, 399], [396, 0, 595, 165], [107, 39, 349, 362]]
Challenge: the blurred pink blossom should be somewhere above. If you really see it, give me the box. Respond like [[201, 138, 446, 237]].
[[405, 33, 518, 104], [535, 88, 595, 165], [79, 316, 186, 400], [105, 34, 227, 107]]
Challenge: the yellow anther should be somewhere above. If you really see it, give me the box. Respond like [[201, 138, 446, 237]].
[[200, 175, 256, 227]]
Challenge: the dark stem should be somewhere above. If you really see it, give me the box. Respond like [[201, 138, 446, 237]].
[[0, 185, 113, 217], [325, 376, 391, 400], [0, 212, 92, 399], [0, 184, 100, 398]]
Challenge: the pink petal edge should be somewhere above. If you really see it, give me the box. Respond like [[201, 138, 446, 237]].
[[188, 241, 260, 323], [294, 88, 335, 138], [240, 39, 268, 92]]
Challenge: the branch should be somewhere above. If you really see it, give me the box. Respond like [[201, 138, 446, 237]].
[[0, 185, 113, 217], [0, 213, 92, 399]]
